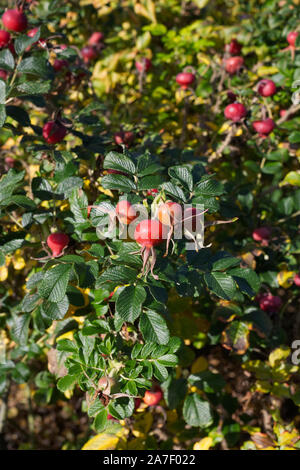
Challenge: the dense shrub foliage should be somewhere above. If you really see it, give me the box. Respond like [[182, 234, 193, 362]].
[[0, 0, 300, 450]]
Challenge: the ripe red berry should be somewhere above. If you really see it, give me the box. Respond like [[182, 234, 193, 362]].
[[176, 72, 195, 89], [157, 201, 182, 227], [53, 59, 69, 72], [143, 388, 163, 406], [2, 9, 28, 33], [0, 30, 10, 48], [224, 102, 247, 122], [280, 109, 287, 117], [42, 121, 67, 145], [88, 32, 104, 45], [294, 273, 300, 287], [257, 79, 277, 97], [116, 200, 137, 225], [147, 188, 159, 196], [81, 45, 98, 63], [0, 69, 8, 80], [134, 219, 165, 249], [287, 31, 298, 47], [225, 56, 244, 74], [227, 38, 242, 55], [114, 131, 134, 147], [47, 233, 69, 257], [252, 227, 272, 245], [252, 118, 275, 137], [135, 57, 152, 72], [256, 293, 282, 313]]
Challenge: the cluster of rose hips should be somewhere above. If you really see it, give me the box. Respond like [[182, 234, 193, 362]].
[[223, 37, 281, 137]]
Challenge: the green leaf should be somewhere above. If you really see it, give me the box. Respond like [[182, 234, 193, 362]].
[[0, 104, 6, 128], [183, 394, 213, 428], [204, 272, 237, 300], [169, 166, 193, 192], [6, 106, 31, 126], [57, 177, 83, 198], [116, 285, 146, 323], [41, 295, 69, 320], [139, 310, 170, 345], [17, 56, 51, 79], [157, 354, 178, 367], [57, 374, 77, 392], [0, 49, 14, 71], [153, 362, 168, 381], [94, 409, 108, 432], [57, 339, 78, 353], [38, 264, 72, 302], [101, 174, 136, 192], [96, 266, 138, 289], [162, 182, 187, 202], [7, 195, 36, 210], [15, 80, 51, 96], [138, 174, 164, 190], [15, 30, 40, 55], [229, 267, 260, 297], [103, 151, 136, 175], [0, 80, 5, 104], [11, 313, 31, 346], [195, 177, 224, 196]]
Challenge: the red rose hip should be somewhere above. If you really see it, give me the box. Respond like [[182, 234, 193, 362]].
[[2, 9, 28, 33], [287, 31, 298, 47], [42, 121, 68, 145], [257, 79, 277, 97], [252, 227, 272, 245], [0, 30, 10, 48], [227, 38, 242, 55], [224, 103, 247, 122], [134, 219, 165, 249], [47, 233, 69, 257], [143, 388, 163, 406], [294, 273, 300, 287], [135, 57, 152, 72], [88, 32, 104, 45], [252, 118, 275, 136], [225, 56, 244, 74], [176, 72, 195, 89]]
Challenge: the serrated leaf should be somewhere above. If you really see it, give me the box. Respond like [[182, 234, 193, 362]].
[[204, 272, 237, 300], [116, 285, 146, 323], [38, 264, 72, 302], [183, 394, 213, 428], [101, 174, 136, 192], [139, 310, 170, 345], [103, 151, 136, 174], [169, 166, 193, 192]]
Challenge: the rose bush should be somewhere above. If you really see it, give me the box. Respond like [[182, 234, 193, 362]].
[[0, 0, 299, 451]]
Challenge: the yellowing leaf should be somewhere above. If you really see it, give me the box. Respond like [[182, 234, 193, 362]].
[[277, 270, 296, 288], [257, 66, 279, 76], [56, 330, 75, 342], [281, 171, 300, 187], [191, 356, 208, 373], [98, 185, 114, 198], [193, 437, 213, 450], [0, 266, 8, 281], [269, 346, 290, 368], [82, 433, 119, 450], [12, 255, 25, 271], [132, 411, 153, 438]]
